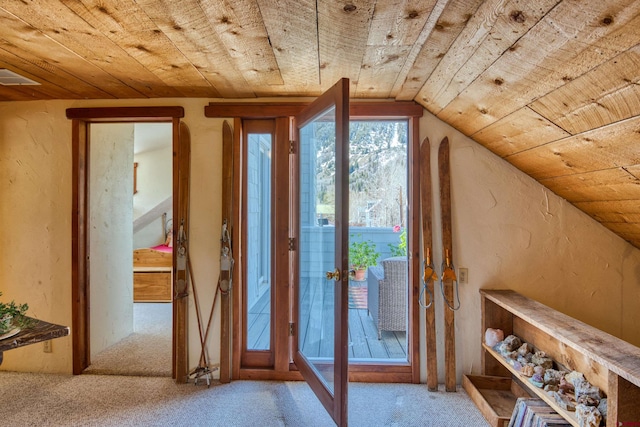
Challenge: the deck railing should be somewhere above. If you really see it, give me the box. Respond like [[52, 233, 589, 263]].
[[300, 226, 403, 278]]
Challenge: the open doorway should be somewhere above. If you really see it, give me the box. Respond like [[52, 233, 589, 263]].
[[82, 123, 173, 377], [68, 106, 187, 379]]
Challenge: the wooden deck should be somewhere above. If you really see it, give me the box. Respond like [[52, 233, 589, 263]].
[[247, 277, 407, 361]]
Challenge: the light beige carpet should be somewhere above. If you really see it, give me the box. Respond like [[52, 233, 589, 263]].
[[83, 303, 172, 377], [59, 303, 490, 425], [0, 372, 490, 426]]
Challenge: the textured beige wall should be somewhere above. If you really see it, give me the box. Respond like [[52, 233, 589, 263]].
[[419, 112, 640, 383], [1, 99, 638, 383], [0, 101, 73, 373], [89, 123, 135, 356]]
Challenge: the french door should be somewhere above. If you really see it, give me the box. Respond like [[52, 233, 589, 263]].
[[226, 80, 422, 424], [292, 78, 350, 426]]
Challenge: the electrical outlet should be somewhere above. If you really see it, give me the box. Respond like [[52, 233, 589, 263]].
[[43, 340, 52, 353], [459, 268, 468, 284]]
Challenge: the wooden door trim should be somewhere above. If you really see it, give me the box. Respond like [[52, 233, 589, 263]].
[[67, 107, 184, 121], [173, 120, 190, 382], [408, 116, 421, 383], [229, 117, 242, 381], [67, 106, 184, 376], [205, 101, 423, 119], [239, 119, 276, 368], [235, 117, 291, 371], [273, 116, 292, 372], [71, 118, 89, 374]]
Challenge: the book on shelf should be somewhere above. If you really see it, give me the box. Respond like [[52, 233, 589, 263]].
[[508, 398, 571, 427]]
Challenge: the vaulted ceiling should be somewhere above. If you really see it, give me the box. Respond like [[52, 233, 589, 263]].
[[1, 0, 639, 248]]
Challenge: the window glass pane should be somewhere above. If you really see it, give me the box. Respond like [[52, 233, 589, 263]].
[[298, 108, 336, 391], [247, 133, 271, 350]]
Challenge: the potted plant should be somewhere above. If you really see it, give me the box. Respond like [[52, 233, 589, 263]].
[[0, 292, 33, 338], [349, 235, 379, 281]]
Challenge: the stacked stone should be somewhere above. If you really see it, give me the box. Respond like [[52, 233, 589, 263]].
[[486, 330, 606, 427]]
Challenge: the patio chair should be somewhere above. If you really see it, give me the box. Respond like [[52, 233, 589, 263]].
[[367, 256, 408, 339]]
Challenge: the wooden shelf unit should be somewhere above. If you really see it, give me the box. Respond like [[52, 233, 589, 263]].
[[463, 374, 530, 427], [479, 289, 640, 427]]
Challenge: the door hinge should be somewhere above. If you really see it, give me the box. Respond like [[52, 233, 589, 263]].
[[288, 237, 295, 251], [289, 322, 295, 336], [289, 140, 296, 154]]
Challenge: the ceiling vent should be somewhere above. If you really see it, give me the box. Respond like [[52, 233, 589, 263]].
[[0, 69, 40, 86]]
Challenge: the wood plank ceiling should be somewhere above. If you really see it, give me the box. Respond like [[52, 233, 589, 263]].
[[1, 0, 639, 248]]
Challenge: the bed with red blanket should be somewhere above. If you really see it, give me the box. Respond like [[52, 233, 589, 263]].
[[133, 244, 172, 302]]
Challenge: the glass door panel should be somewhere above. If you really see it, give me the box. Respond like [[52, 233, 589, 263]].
[[293, 78, 349, 426], [298, 109, 337, 388]]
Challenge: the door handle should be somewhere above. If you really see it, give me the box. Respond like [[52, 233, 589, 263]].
[[325, 268, 341, 281]]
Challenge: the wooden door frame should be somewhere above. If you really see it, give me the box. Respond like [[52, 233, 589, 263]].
[[238, 118, 277, 368], [66, 106, 185, 377], [204, 101, 423, 383]]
